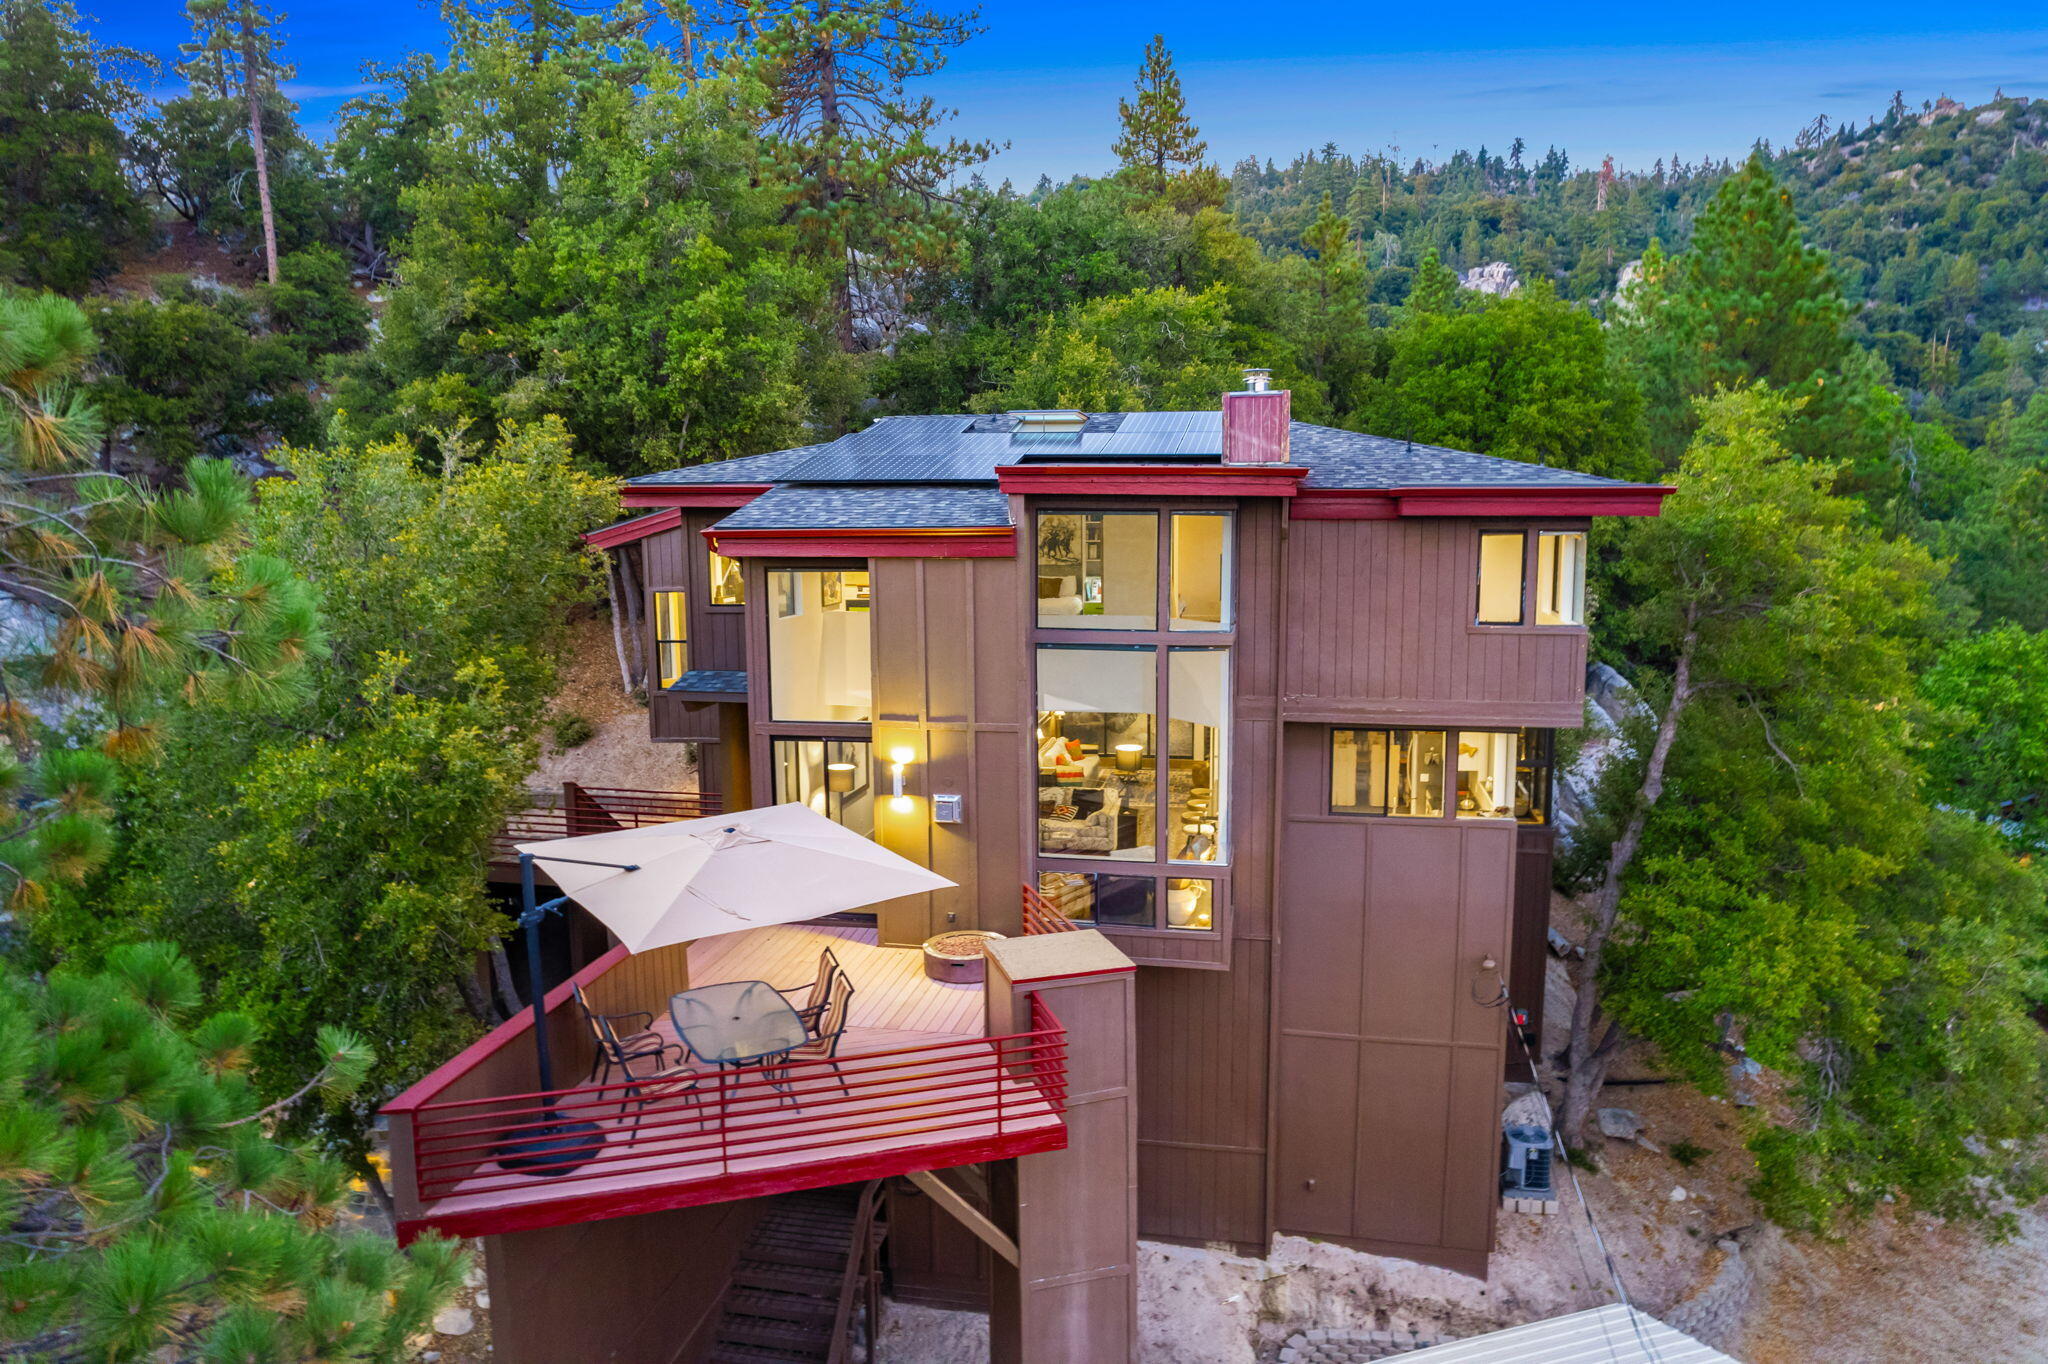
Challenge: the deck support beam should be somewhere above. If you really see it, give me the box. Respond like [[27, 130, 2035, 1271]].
[[904, 1169, 1020, 1266]]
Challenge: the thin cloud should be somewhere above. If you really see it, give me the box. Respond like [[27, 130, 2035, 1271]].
[[280, 81, 383, 98]]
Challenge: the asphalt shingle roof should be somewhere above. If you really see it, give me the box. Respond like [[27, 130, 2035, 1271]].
[[712, 484, 1013, 531], [635, 411, 1650, 530]]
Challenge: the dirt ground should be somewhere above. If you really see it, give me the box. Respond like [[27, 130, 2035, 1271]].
[[529, 612, 702, 793]]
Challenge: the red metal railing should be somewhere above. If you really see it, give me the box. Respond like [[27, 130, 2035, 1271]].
[[1021, 881, 1084, 935], [492, 783, 722, 860], [404, 994, 1067, 1207]]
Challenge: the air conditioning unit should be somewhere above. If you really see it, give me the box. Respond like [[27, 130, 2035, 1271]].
[[1502, 1123, 1553, 1198]]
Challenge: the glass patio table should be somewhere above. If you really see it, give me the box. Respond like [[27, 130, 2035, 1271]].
[[669, 980, 809, 1105]]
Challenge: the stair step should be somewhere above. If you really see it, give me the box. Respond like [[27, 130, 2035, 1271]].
[[726, 1290, 838, 1324], [720, 1317, 834, 1352], [732, 1267, 841, 1296]]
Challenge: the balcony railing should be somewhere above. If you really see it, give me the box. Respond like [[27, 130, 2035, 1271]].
[[491, 782, 722, 862], [1020, 881, 1084, 936]]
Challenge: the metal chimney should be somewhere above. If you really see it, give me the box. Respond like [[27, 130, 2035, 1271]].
[[1241, 367, 1272, 393]]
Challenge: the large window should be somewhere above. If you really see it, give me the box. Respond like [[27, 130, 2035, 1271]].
[[1036, 646, 1156, 860], [1536, 531, 1586, 625], [1332, 728, 1553, 823], [710, 550, 745, 606], [767, 568, 872, 722], [1036, 511, 1157, 629], [1036, 872, 1217, 933], [773, 738, 873, 836], [653, 590, 687, 688], [1475, 532, 1526, 625]]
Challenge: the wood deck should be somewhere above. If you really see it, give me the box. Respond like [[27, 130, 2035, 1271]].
[[397, 924, 1061, 1241], [683, 924, 984, 1039]]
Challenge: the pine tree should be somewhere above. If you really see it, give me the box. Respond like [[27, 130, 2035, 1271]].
[[735, 0, 994, 350], [1111, 35, 1208, 199], [180, 0, 291, 283], [1407, 243, 1458, 313], [0, 942, 465, 1361], [0, 290, 322, 907]]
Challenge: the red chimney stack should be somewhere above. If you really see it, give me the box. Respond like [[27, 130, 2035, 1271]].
[[1222, 369, 1290, 464]]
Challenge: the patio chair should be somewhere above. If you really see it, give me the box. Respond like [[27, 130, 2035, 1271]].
[[621, 1061, 709, 1147], [573, 982, 680, 1087], [774, 945, 842, 1034], [771, 974, 857, 1101]]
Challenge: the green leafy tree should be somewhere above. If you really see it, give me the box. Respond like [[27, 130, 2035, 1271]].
[[0, 942, 464, 1361], [179, 0, 292, 282], [1110, 35, 1219, 208], [1355, 285, 1653, 480], [1921, 624, 2048, 848], [1287, 192, 1374, 413], [0, 0, 154, 293], [89, 279, 321, 469], [0, 290, 320, 907], [71, 422, 615, 1186], [737, 0, 994, 348], [988, 284, 1317, 415], [327, 52, 442, 275], [1900, 395, 2048, 629], [1558, 386, 2048, 1230]]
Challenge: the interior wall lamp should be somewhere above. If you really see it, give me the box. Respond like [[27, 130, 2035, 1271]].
[[889, 745, 916, 814]]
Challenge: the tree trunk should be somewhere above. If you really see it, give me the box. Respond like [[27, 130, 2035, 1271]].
[[604, 551, 633, 697], [490, 944, 524, 1020], [242, 34, 280, 286], [454, 968, 494, 1023], [1558, 626, 1699, 1140], [359, 1159, 397, 1220], [619, 543, 648, 691]]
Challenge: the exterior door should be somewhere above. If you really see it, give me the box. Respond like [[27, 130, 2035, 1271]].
[[1272, 724, 1514, 1276]]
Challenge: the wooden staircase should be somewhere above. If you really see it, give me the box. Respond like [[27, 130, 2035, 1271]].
[[708, 1183, 885, 1363]]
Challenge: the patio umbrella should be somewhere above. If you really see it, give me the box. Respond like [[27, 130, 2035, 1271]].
[[493, 803, 955, 1175], [516, 801, 955, 954]]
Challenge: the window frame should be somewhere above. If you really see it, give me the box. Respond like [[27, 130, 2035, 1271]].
[[770, 735, 875, 836], [708, 549, 746, 609], [763, 565, 874, 724], [1328, 726, 1555, 826], [1028, 501, 1237, 941], [651, 589, 688, 689], [1470, 522, 1593, 634]]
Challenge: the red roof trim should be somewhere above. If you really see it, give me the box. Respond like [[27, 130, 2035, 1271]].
[[995, 463, 1311, 497], [396, 1124, 1067, 1244], [704, 526, 1017, 559], [1291, 484, 1674, 519], [620, 484, 772, 509], [582, 508, 681, 549]]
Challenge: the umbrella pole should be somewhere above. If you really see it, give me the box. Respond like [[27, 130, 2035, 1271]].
[[519, 853, 558, 1093]]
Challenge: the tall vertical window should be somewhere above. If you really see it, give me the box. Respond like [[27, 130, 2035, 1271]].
[[653, 591, 687, 688], [767, 569, 872, 722], [1475, 531, 1526, 624], [1169, 512, 1232, 631], [709, 550, 745, 606], [1168, 649, 1227, 861], [1036, 645, 1156, 861], [1035, 511, 1157, 629], [773, 738, 874, 836], [1536, 531, 1586, 626]]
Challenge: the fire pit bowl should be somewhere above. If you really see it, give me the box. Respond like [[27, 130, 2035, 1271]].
[[921, 930, 1006, 984]]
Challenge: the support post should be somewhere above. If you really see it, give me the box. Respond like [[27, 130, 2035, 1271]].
[[982, 931, 1139, 1364]]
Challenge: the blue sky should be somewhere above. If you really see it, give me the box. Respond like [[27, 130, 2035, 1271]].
[[84, 0, 2048, 185]]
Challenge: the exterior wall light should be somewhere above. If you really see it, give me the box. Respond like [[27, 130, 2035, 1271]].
[[888, 744, 916, 814]]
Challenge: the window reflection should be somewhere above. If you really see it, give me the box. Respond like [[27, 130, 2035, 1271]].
[[1334, 728, 1554, 823], [1036, 870, 1157, 928]]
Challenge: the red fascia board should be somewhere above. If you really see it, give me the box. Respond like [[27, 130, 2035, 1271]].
[[395, 1124, 1068, 1245], [1390, 485, 1675, 517], [703, 526, 1018, 559], [384, 944, 632, 1115], [582, 507, 680, 549], [1289, 490, 1399, 520], [619, 484, 772, 509], [996, 464, 1311, 497]]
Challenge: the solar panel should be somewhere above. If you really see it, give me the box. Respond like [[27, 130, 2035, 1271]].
[[781, 450, 1004, 484]]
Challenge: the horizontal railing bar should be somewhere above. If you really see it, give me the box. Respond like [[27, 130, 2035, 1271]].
[[408, 1028, 1065, 1115], [411, 1067, 1069, 1167], [410, 1048, 1069, 1140]]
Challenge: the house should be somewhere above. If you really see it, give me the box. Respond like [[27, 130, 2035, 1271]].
[[383, 380, 1670, 1362]]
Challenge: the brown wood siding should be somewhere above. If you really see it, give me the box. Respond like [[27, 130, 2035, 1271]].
[[1271, 724, 1513, 1272], [484, 1197, 761, 1364], [886, 1174, 995, 1310], [1280, 518, 1586, 727], [1133, 949, 1271, 1247], [867, 555, 1029, 947]]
